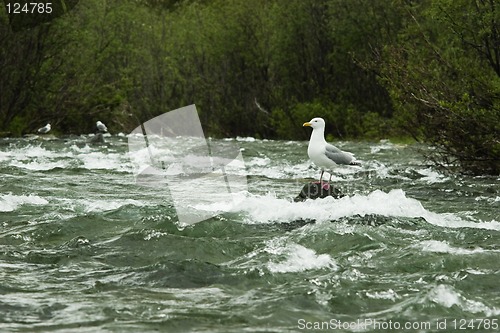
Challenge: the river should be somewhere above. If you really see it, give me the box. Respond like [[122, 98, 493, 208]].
[[0, 135, 499, 332]]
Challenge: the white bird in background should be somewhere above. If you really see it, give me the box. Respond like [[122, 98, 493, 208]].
[[303, 117, 361, 188], [37, 123, 51, 134], [96, 121, 108, 133]]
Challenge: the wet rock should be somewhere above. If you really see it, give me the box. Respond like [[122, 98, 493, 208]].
[[88, 132, 105, 144], [279, 218, 316, 231], [294, 182, 345, 202]]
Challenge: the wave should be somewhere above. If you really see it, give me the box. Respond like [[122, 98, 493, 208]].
[[425, 284, 500, 316], [262, 236, 338, 273], [2, 143, 133, 172], [222, 235, 338, 275], [0, 194, 48, 212], [194, 189, 500, 231], [55, 198, 155, 214], [417, 240, 497, 255]]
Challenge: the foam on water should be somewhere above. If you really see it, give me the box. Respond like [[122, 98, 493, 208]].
[[10, 145, 57, 159], [265, 238, 337, 273], [426, 284, 500, 316], [221, 189, 500, 230], [10, 159, 69, 171], [246, 156, 271, 167], [417, 168, 450, 183], [235, 136, 257, 142], [77, 151, 131, 171], [418, 240, 492, 255], [475, 195, 500, 203], [370, 140, 397, 154], [0, 194, 49, 212], [244, 156, 313, 179], [69, 144, 92, 153], [0, 151, 10, 162], [366, 289, 401, 302], [57, 198, 151, 213], [3, 144, 69, 171], [3, 143, 133, 172]]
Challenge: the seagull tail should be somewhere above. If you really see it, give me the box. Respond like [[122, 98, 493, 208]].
[[350, 160, 361, 166]]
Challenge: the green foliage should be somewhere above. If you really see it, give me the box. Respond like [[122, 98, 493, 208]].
[[378, 0, 500, 174], [0, 0, 497, 174], [0, 0, 393, 137], [361, 112, 389, 139], [7, 115, 28, 137], [271, 100, 393, 141], [271, 101, 332, 140]]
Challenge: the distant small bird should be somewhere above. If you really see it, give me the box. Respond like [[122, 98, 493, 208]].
[[96, 121, 108, 133], [37, 123, 51, 134], [303, 117, 361, 187]]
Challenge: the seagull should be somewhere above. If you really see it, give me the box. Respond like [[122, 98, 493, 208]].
[[96, 121, 108, 133], [37, 123, 51, 134], [303, 117, 360, 188]]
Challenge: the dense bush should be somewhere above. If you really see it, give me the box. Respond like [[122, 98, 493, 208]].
[[0, 0, 498, 174], [378, 0, 500, 174]]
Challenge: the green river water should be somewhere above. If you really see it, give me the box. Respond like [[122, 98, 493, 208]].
[[0, 135, 499, 332]]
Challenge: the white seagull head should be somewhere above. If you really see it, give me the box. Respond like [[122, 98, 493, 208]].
[[303, 117, 325, 130]]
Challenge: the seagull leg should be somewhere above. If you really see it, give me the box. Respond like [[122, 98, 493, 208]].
[[318, 170, 331, 190], [322, 173, 332, 190]]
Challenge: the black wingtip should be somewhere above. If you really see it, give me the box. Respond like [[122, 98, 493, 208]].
[[350, 161, 361, 166]]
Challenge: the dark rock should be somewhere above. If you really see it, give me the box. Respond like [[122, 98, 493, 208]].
[[282, 215, 427, 229], [88, 132, 105, 144], [294, 182, 345, 202], [279, 218, 316, 231]]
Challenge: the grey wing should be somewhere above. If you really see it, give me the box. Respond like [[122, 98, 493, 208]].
[[324, 143, 357, 165], [325, 143, 343, 154]]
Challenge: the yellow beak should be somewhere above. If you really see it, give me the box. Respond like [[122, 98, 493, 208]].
[[303, 122, 311, 127]]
